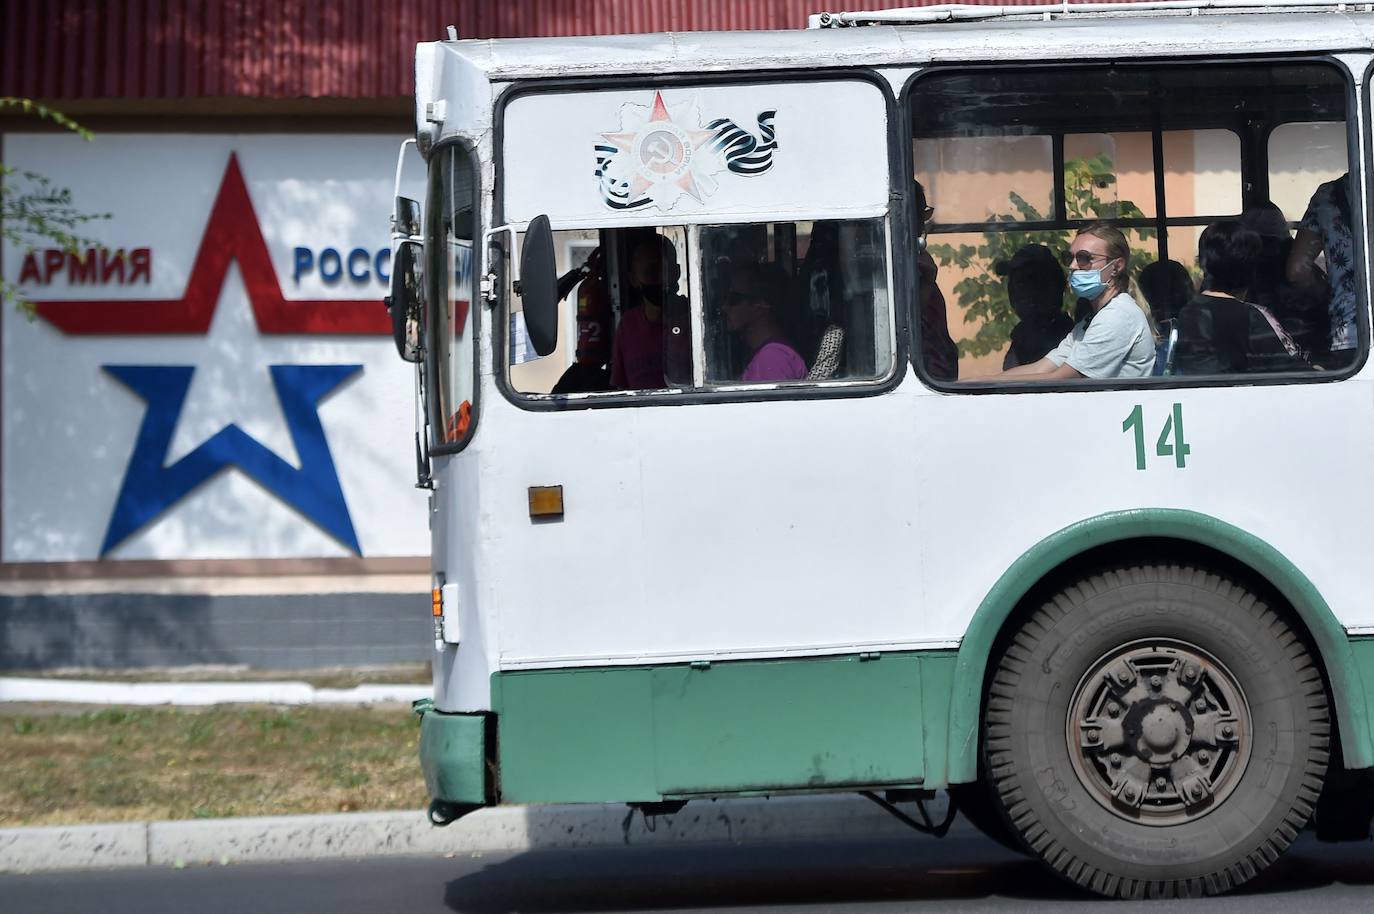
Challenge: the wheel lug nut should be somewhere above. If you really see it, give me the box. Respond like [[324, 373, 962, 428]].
[[1085, 729, 1100, 744], [1195, 699, 1207, 712], [1118, 671, 1131, 684], [1107, 703, 1121, 718], [1123, 786, 1136, 801], [1110, 753, 1122, 767], [1155, 776, 1167, 790], [1150, 675, 1163, 690], [1221, 724, 1235, 739], [1198, 751, 1210, 764], [1191, 783, 1204, 800]]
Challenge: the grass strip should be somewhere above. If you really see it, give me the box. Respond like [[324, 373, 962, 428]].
[[0, 705, 426, 827]]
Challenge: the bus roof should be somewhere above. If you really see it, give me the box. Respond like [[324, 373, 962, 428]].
[[432, 8, 1372, 83]]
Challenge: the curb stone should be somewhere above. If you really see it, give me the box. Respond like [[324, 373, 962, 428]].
[[0, 678, 430, 706], [1, 794, 969, 873]]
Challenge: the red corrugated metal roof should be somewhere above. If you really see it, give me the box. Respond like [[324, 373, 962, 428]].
[[1, 0, 1143, 101]]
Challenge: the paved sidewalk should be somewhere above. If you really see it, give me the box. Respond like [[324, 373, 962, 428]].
[[0, 794, 963, 873], [0, 677, 429, 706]]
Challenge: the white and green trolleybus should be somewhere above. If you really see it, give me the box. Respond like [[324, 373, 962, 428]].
[[392, 1, 1374, 898]]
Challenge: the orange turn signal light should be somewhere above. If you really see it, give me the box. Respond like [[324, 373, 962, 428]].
[[431, 587, 443, 617], [528, 485, 564, 519]]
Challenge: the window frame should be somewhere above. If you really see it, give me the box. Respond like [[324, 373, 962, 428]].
[[902, 54, 1368, 394], [489, 68, 911, 413], [425, 139, 483, 457]]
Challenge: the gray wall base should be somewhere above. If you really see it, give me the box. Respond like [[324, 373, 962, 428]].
[[0, 592, 429, 670]]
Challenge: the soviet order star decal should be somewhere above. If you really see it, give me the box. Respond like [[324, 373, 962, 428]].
[[595, 91, 779, 212]]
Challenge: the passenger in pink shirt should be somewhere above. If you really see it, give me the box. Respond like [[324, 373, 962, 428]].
[[610, 233, 691, 390], [724, 264, 807, 382]]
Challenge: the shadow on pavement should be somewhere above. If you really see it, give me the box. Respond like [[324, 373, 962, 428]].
[[444, 833, 1374, 913], [442, 837, 1082, 913]]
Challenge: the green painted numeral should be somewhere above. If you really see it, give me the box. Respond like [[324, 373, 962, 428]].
[[1125, 403, 1190, 470], [1121, 404, 1146, 471]]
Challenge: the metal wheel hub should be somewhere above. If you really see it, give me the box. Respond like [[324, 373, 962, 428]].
[[1067, 639, 1251, 826]]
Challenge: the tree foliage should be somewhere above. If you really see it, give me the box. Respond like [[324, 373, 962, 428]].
[[927, 153, 1156, 357], [1, 97, 109, 310]]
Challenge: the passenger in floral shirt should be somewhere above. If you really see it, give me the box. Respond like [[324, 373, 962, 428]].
[[1288, 173, 1357, 362]]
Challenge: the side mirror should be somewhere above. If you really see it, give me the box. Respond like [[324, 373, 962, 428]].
[[518, 215, 558, 357], [387, 240, 424, 362], [393, 196, 422, 241]]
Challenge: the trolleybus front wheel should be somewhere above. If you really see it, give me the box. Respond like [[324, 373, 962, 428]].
[[985, 564, 1329, 899]]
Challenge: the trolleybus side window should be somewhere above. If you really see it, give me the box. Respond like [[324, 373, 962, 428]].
[[426, 145, 478, 447], [910, 61, 1360, 383], [700, 219, 891, 385], [507, 219, 895, 394]]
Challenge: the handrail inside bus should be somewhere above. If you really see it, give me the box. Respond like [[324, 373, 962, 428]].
[[809, 0, 1373, 28]]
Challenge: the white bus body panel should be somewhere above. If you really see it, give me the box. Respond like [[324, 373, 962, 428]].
[[421, 13, 1374, 713]]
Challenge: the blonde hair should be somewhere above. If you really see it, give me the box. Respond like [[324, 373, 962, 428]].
[[1075, 222, 1158, 341]]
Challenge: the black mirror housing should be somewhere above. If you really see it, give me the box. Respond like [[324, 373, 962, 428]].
[[518, 215, 559, 358]]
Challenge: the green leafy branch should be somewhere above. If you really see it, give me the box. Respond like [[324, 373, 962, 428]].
[[1, 98, 109, 310]]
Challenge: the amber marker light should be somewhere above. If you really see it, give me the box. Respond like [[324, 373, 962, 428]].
[[432, 587, 443, 617], [528, 485, 565, 519]]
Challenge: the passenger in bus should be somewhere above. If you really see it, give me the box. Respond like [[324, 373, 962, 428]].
[[994, 243, 1072, 370], [1287, 173, 1356, 365], [723, 262, 807, 382], [1138, 259, 1194, 375], [1243, 201, 1326, 359], [1174, 220, 1306, 375], [552, 248, 613, 394], [914, 181, 960, 381], [972, 223, 1155, 380], [610, 232, 692, 389]]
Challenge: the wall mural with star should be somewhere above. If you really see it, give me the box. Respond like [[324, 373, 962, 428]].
[[1, 134, 429, 561]]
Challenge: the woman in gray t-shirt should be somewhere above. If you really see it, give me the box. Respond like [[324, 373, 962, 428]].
[[974, 223, 1156, 381]]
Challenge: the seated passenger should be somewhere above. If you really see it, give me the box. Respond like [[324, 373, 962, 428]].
[[1173, 220, 1306, 375], [1138, 259, 1194, 375], [971, 223, 1155, 381], [724, 263, 807, 382], [610, 231, 691, 390], [1243, 201, 1326, 359], [994, 243, 1072, 370]]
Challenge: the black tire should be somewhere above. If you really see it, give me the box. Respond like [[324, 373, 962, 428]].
[[985, 565, 1329, 899], [949, 780, 1026, 854]]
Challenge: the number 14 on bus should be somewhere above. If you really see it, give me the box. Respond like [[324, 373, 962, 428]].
[[1122, 403, 1190, 470]]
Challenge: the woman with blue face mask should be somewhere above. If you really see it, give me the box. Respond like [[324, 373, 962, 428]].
[[976, 222, 1157, 381]]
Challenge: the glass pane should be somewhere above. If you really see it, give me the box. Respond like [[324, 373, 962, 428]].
[[1272, 119, 1355, 358], [700, 219, 892, 385], [1162, 129, 1241, 217], [508, 229, 600, 395], [914, 136, 1054, 224], [911, 61, 1353, 382], [508, 226, 693, 395], [1064, 132, 1156, 218], [430, 147, 477, 445], [613, 226, 692, 390], [1269, 122, 1347, 222]]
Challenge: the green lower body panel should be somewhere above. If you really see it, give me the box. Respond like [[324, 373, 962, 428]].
[[1349, 637, 1374, 759], [419, 709, 488, 805], [492, 651, 957, 804]]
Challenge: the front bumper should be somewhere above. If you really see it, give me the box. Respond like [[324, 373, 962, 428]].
[[414, 699, 490, 806]]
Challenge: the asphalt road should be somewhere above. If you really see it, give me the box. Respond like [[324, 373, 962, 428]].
[[5, 831, 1374, 914]]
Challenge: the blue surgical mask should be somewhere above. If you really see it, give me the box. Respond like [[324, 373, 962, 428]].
[[1070, 268, 1109, 300]]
